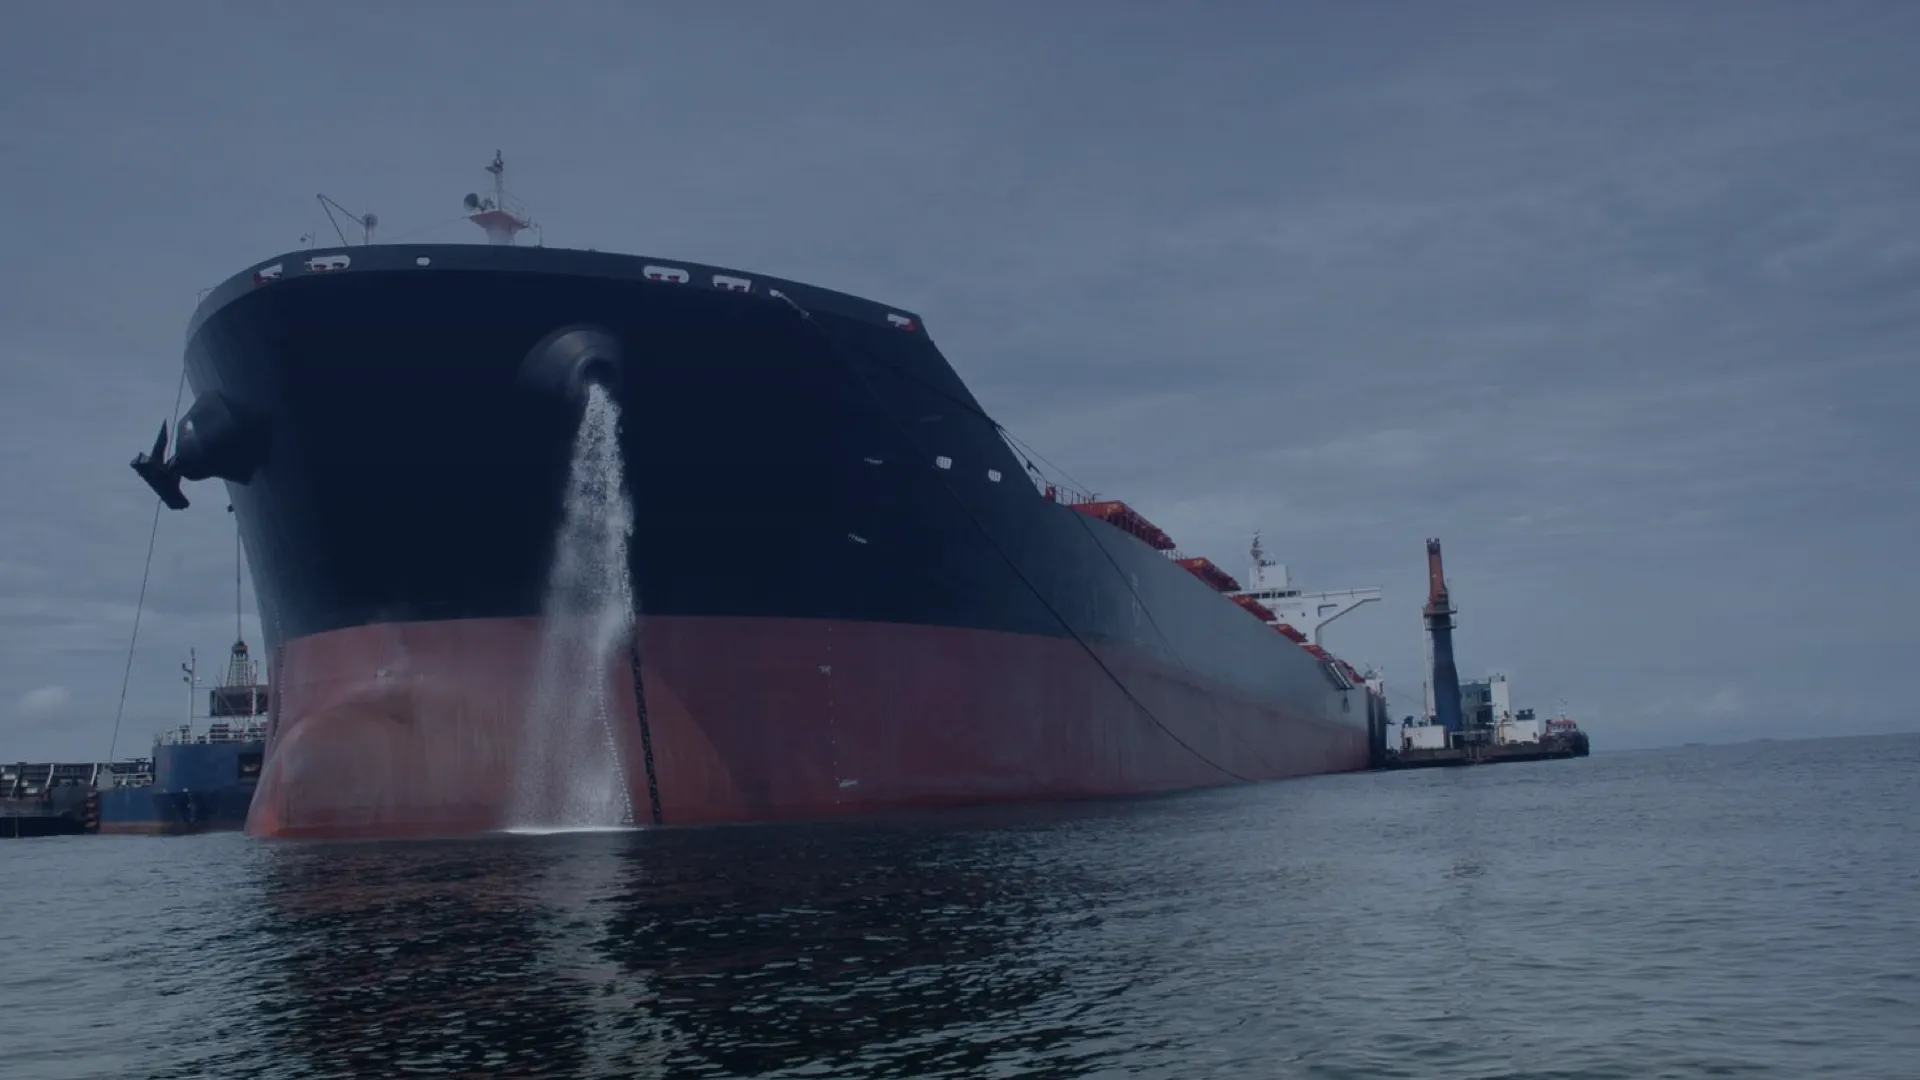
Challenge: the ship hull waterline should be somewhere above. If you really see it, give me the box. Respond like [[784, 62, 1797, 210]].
[[250, 614, 1368, 839]]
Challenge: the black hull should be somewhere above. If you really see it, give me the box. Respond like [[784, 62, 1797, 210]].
[[187, 245, 1358, 719]]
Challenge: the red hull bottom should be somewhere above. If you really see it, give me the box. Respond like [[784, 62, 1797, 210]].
[[246, 616, 1368, 840]]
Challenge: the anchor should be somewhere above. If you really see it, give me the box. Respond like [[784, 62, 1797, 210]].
[[129, 391, 271, 511], [131, 421, 190, 510]]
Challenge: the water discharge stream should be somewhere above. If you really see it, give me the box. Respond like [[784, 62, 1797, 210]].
[[507, 382, 639, 831]]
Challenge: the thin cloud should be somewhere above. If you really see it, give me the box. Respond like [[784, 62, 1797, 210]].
[[15, 685, 70, 719]]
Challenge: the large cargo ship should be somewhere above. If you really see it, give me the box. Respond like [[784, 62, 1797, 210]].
[[129, 155, 1392, 840]]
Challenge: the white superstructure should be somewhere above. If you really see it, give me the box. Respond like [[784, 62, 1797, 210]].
[[1230, 532, 1383, 645]]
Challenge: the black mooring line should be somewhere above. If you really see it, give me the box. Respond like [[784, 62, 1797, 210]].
[[628, 638, 663, 825]]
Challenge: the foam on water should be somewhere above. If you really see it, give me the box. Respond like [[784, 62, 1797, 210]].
[[498, 825, 640, 837], [507, 383, 639, 831]]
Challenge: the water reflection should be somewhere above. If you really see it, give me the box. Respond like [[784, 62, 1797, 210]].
[[243, 805, 1143, 1078]]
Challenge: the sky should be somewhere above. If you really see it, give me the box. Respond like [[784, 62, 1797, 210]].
[[1, 0, 1915, 760]]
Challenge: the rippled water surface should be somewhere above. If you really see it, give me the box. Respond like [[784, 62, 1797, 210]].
[[7, 734, 1916, 1079]]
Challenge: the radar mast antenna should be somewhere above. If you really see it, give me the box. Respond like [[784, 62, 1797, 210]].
[[463, 151, 539, 246]]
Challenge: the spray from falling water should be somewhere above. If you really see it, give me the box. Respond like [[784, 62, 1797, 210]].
[[507, 382, 639, 831]]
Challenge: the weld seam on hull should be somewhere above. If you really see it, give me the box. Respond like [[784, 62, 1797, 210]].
[[629, 637, 663, 825]]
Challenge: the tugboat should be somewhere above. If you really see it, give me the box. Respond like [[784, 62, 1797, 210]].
[[1543, 709, 1592, 758], [94, 505, 267, 834], [93, 640, 268, 834]]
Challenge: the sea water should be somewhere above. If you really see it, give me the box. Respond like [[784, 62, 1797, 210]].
[[6, 735, 1917, 1079]]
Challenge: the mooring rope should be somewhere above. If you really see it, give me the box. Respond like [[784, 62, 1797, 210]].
[[107, 362, 190, 762]]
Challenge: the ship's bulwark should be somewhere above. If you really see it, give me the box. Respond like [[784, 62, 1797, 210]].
[[179, 244, 1374, 840], [250, 616, 1366, 838]]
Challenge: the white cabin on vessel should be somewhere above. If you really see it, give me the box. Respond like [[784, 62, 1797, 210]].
[[1498, 710, 1544, 745], [1416, 670, 1553, 746], [1403, 723, 1448, 751], [1229, 532, 1382, 646]]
